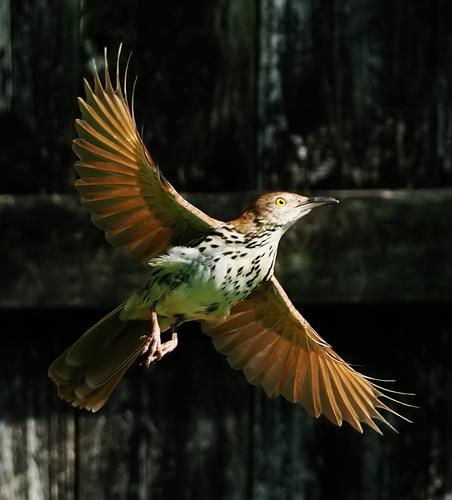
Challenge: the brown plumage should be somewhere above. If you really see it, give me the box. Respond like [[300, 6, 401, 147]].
[[48, 46, 412, 433]]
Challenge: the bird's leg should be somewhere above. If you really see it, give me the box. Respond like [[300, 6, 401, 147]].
[[141, 308, 178, 367], [141, 307, 161, 367]]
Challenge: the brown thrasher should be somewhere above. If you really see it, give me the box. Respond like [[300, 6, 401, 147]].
[[49, 47, 411, 434]]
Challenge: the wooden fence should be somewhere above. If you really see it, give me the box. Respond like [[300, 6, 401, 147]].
[[1, 190, 452, 499], [2, 1, 452, 194], [1, 0, 452, 498]]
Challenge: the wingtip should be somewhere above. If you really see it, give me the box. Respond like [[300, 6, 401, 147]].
[[116, 43, 123, 91]]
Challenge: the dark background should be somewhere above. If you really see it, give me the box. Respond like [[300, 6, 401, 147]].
[[1, 1, 452, 499]]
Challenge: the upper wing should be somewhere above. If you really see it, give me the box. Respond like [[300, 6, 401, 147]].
[[203, 276, 410, 434], [73, 47, 220, 261]]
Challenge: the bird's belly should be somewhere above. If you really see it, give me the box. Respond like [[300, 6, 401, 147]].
[[121, 245, 275, 326], [155, 279, 230, 323], [121, 247, 231, 324], [157, 256, 273, 322]]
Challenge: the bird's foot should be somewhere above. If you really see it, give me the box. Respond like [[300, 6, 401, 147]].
[[159, 331, 178, 357], [142, 331, 178, 367], [141, 309, 178, 367]]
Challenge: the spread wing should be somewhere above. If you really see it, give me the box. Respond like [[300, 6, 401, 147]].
[[203, 276, 410, 434], [73, 46, 220, 261]]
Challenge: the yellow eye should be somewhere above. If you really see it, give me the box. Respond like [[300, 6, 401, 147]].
[[275, 196, 287, 207]]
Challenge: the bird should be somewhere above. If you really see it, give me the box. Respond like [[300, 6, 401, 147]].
[[48, 47, 411, 434]]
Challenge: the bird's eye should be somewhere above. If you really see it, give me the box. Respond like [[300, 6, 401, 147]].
[[275, 197, 287, 207]]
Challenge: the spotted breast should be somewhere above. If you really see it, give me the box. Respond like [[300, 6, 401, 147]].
[[120, 224, 280, 328]]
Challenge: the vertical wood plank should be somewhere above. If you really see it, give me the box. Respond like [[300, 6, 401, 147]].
[[1, 304, 452, 499], [0, 0, 12, 111], [82, 0, 259, 192], [5, 0, 80, 192]]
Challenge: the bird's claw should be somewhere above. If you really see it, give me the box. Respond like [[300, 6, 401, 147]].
[[141, 330, 178, 367], [140, 333, 161, 367]]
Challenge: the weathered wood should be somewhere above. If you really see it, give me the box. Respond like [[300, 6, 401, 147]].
[[0, 311, 254, 500], [1, 189, 450, 499], [2, 1, 452, 499], [3, 1, 452, 194], [0, 0, 12, 112], [2, 0, 80, 192], [1, 305, 451, 499], [1, 189, 451, 308]]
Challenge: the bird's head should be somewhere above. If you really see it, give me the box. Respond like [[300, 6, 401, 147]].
[[233, 192, 339, 234]]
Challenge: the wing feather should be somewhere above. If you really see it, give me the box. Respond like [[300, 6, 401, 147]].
[[278, 342, 299, 400], [317, 356, 342, 425], [74, 46, 220, 261], [294, 351, 316, 418], [202, 276, 410, 433], [75, 161, 137, 177], [230, 330, 279, 375], [260, 335, 293, 398]]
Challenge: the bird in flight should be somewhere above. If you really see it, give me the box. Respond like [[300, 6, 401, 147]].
[[49, 47, 411, 434]]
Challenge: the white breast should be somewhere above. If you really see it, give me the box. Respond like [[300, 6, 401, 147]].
[[121, 239, 278, 328]]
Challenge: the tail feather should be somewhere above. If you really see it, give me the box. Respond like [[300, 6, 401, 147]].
[[49, 305, 148, 412]]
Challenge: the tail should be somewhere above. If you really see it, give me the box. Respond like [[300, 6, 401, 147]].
[[48, 305, 148, 412]]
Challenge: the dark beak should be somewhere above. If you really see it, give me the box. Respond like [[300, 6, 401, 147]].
[[301, 196, 339, 209]]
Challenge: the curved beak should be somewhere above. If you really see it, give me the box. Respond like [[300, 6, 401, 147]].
[[300, 196, 339, 209]]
